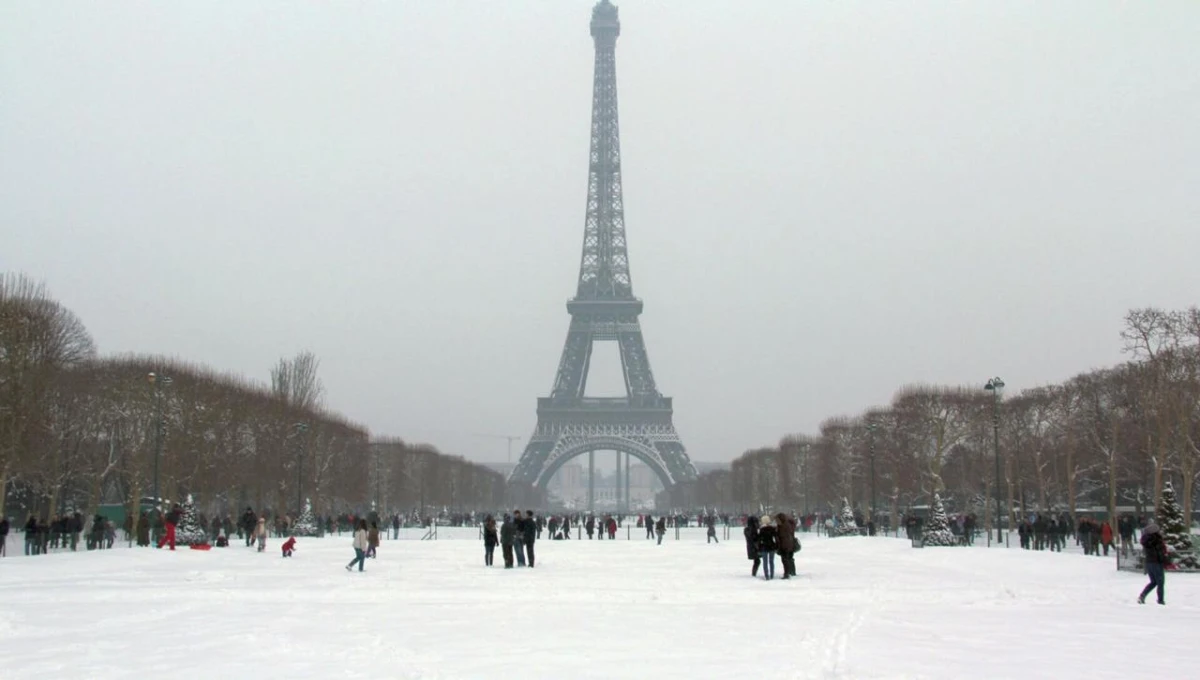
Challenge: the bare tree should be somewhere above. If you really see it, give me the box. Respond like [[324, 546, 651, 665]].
[[270, 351, 324, 411]]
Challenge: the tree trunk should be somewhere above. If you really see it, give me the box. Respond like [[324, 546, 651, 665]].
[[1066, 431, 1077, 523], [1182, 458, 1195, 527], [87, 473, 103, 518], [1108, 421, 1120, 523], [0, 467, 7, 521], [1006, 454, 1016, 536]]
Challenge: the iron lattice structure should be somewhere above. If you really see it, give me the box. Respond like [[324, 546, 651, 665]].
[[509, 0, 697, 496]]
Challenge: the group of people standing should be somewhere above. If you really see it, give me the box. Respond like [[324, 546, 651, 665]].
[[744, 513, 799, 581], [483, 510, 538, 568]]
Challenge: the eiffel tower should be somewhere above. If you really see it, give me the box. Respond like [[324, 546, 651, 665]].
[[508, 0, 696, 508]]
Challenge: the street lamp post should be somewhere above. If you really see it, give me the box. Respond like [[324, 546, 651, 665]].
[[147, 372, 173, 510], [867, 423, 877, 526], [984, 377, 1005, 544], [294, 422, 309, 515]]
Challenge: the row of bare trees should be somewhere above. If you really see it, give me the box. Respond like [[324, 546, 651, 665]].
[[671, 307, 1200, 533], [1, 273, 504, 521]]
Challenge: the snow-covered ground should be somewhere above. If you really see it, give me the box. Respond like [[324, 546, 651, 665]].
[[1, 528, 1197, 680]]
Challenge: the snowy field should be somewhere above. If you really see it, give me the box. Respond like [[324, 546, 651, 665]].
[[2, 528, 1198, 680]]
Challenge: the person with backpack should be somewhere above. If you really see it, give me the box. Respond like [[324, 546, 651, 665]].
[[1138, 523, 1168, 605]]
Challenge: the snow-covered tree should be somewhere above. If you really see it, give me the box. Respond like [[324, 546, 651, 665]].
[[175, 494, 208, 546], [292, 498, 321, 537], [921, 492, 958, 546], [1156, 481, 1198, 568], [831, 497, 860, 537]]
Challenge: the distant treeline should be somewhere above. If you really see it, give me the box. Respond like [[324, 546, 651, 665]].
[[670, 307, 1200, 530], [0, 273, 504, 522]]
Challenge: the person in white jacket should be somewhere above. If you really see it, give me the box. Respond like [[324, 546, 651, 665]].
[[345, 519, 369, 572]]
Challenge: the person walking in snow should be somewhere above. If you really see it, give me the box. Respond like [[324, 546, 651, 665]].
[[645, 514, 655, 540], [757, 515, 779, 581], [483, 515, 498, 566], [706, 515, 719, 544], [241, 507, 257, 547], [392, 514, 401, 541], [281, 536, 297, 557], [655, 515, 666, 545], [1138, 522, 1168, 605], [1100, 520, 1114, 556], [346, 519, 369, 572], [255, 517, 267, 552]]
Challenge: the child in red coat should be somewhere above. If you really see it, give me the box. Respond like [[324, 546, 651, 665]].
[[281, 536, 297, 557]]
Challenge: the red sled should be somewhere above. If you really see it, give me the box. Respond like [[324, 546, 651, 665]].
[[189, 544, 212, 551]]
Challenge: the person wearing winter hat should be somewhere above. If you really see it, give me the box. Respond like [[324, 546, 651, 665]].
[[757, 515, 779, 581], [1138, 522, 1168, 605]]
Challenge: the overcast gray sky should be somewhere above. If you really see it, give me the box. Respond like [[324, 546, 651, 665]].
[[3, 1, 1199, 465]]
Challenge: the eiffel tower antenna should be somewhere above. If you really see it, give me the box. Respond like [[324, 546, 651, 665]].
[[508, 0, 696, 509]]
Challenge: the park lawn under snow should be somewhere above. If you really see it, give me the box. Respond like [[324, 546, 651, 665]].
[[1, 528, 1197, 680]]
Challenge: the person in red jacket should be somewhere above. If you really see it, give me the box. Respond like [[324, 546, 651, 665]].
[[1100, 521, 1114, 556], [157, 506, 180, 551], [281, 536, 297, 557]]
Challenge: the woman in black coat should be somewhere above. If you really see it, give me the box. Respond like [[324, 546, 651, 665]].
[[483, 515, 498, 567], [756, 516, 779, 581], [743, 515, 761, 577]]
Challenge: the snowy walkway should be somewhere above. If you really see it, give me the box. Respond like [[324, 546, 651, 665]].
[[1, 529, 1196, 679]]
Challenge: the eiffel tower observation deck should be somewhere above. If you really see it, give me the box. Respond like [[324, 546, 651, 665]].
[[508, 0, 697, 509]]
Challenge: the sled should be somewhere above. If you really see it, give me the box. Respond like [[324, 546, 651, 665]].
[[189, 544, 212, 551]]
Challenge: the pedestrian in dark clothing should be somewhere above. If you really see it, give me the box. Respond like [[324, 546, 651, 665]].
[[483, 515, 498, 566], [136, 512, 150, 547], [523, 509, 537, 568], [500, 514, 516, 568], [512, 511, 526, 566], [744, 515, 761, 576], [24, 516, 38, 555], [655, 516, 666, 545], [586, 516, 595, 540], [757, 515, 779, 580], [645, 515, 655, 540], [241, 507, 257, 547], [776, 513, 797, 578], [1138, 523, 1168, 605], [706, 515, 719, 544], [0, 516, 8, 557], [392, 514, 401, 541]]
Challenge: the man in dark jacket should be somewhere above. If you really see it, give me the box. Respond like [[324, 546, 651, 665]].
[[776, 513, 798, 579], [523, 510, 537, 568], [0, 516, 8, 557], [241, 507, 257, 547], [744, 515, 761, 575], [512, 511, 526, 566], [1138, 523, 1168, 605], [500, 514, 516, 568]]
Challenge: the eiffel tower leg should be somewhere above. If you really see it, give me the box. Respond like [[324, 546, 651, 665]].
[[588, 450, 595, 512], [615, 451, 622, 513], [625, 452, 631, 511]]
